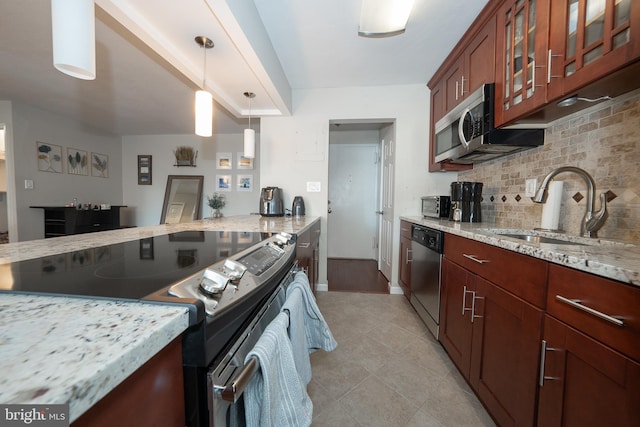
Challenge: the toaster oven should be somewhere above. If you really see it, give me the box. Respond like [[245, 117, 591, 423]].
[[421, 196, 450, 219]]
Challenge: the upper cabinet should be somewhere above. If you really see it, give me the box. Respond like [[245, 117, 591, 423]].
[[495, 0, 550, 125], [496, 0, 640, 126], [428, 4, 499, 172], [547, 0, 640, 100]]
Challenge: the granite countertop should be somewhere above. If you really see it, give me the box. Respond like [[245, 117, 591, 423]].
[[0, 215, 320, 264], [401, 216, 640, 287], [0, 294, 189, 422], [0, 215, 318, 420]]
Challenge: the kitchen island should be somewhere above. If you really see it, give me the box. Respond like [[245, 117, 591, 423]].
[[0, 215, 320, 423]]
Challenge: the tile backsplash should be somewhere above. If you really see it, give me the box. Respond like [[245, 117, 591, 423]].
[[457, 88, 640, 242]]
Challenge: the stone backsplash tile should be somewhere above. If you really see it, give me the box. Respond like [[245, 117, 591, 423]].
[[458, 89, 640, 242]]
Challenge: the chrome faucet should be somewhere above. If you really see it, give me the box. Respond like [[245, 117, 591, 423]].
[[531, 166, 608, 237]]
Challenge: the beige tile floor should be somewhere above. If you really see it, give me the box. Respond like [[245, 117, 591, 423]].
[[309, 292, 496, 427]]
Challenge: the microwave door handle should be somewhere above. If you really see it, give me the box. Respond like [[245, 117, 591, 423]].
[[458, 107, 472, 148]]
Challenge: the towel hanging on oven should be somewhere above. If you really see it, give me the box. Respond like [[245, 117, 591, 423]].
[[244, 311, 312, 427]]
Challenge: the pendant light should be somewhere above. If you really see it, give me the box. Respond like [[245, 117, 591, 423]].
[[51, 0, 96, 80], [194, 36, 214, 137], [243, 92, 256, 159]]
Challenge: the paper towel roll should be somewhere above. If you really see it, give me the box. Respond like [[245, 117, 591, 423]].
[[540, 181, 564, 230]]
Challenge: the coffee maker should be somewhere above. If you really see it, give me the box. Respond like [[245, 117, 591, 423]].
[[449, 181, 483, 222]]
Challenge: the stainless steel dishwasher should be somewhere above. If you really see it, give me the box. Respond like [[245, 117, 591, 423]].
[[409, 224, 444, 339]]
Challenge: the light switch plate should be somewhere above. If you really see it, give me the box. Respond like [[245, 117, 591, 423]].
[[306, 181, 321, 192], [525, 179, 537, 197]]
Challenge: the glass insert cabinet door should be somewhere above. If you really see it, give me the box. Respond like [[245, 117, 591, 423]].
[[496, 0, 548, 125], [548, 0, 639, 99]]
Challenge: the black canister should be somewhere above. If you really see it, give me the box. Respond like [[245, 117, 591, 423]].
[[292, 196, 305, 216], [449, 181, 483, 222]]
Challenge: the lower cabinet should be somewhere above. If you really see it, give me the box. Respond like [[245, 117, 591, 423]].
[[440, 258, 543, 426], [537, 315, 640, 427], [399, 220, 412, 299], [296, 220, 321, 291]]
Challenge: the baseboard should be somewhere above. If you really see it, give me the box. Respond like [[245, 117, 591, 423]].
[[389, 285, 404, 295], [315, 282, 329, 292]]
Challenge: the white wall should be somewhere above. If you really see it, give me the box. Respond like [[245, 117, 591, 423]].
[[122, 133, 261, 226], [260, 84, 454, 289], [4, 102, 123, 241]]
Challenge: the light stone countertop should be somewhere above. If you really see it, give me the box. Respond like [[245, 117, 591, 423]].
[[0, 294, 189, 422], [401, 216, 640, 286], [0, 215, 320, 265], [0, 215, 319, 421]]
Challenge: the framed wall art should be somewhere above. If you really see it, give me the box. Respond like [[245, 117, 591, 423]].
[[237, 153, 254, 170], [91, 152, 109, 178], [237, 174, 253, 192], [216, 152, 232, 169], [36, 141, 63, 173], [216, 175, 232, 192], [67, 148, 89, 176], [138, 155, 152, 185]]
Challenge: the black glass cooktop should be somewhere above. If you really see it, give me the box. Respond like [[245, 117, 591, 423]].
[[0, 231, 266, 300]]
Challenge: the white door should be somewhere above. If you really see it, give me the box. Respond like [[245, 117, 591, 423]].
[[328, 143, 380, 259], [378, 125, 395, 280]]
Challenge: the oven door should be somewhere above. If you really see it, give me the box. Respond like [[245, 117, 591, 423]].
[[206, 268, 294, 427]]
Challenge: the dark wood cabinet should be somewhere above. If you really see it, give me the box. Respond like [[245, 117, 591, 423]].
[[495, 0, 550, 126], [296, 220, 321, 292], [399, 221, 413, 299], [537, 315, 640, 427], [31, 206, 125, 238], [428, 4, 498, 172], [547, 0, 640, 102], [440, 234, 546, 426]]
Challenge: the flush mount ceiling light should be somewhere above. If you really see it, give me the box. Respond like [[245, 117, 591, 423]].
[[243, 92, 256, 159], [358, 0, 415, 38], [557, 95, 612, 107], [51, 0, 96, 80], [194, 36, 214, 137]]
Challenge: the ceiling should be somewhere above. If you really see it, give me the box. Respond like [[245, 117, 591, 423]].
[[0, 0, 489, 136]]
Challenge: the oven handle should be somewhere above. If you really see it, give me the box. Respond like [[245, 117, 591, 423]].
[[214, 357, 260, 403]]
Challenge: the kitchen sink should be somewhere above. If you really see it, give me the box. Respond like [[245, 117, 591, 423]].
[[496, 233, 587, 246]]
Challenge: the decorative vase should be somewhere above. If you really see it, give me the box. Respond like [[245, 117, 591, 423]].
[[211, 208, 223, 218]]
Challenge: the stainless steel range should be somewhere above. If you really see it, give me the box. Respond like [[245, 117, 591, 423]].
[[1, 229, 299, 426]]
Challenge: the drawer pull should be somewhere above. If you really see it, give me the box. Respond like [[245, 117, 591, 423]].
[[406, 248, 412, 264], [463, 254, 490, 264], [555, 295, 624, 327], [297, 243, 311, 248]]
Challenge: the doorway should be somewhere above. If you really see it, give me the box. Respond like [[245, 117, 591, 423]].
[[0, 125, 8, 243], [327, 120, 395, 293]]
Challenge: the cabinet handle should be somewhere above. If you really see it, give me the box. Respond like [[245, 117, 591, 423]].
[[460, 76, 466, 97], [406, 248, 412, 264], [547, 49, 563, 84], [297, 243, 311, 248], [462, 286, 476, 317], [462, 285, 470, 315], [539, 340, 560, 386], [401, 227, 410, 232], [471, 293, 483, 323], [455, 80, 460, 100], [555, 295, 624, 327], [462, 254, 489, 264]]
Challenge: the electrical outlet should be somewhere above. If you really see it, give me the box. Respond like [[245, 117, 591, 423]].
[[525, 178, 537, 197], [24, 179, 34, 190]]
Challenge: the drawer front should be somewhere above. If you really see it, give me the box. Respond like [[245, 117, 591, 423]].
[[400, 220, 412, 240], [547, 264, 640, 362], [444, 233, 548, 307]]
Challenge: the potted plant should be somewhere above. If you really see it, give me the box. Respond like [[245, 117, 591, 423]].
[[207, 193, 226, 218], [173, 146, 198, 166]]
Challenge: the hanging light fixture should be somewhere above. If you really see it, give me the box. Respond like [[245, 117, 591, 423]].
[[243, 92, 256, 158], [358, 0, 415, 38], [194, 36, 214, 137], [51, 0, 96, 80]]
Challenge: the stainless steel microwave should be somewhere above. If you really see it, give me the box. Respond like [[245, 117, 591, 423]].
[[434, 84, 544, 164]]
